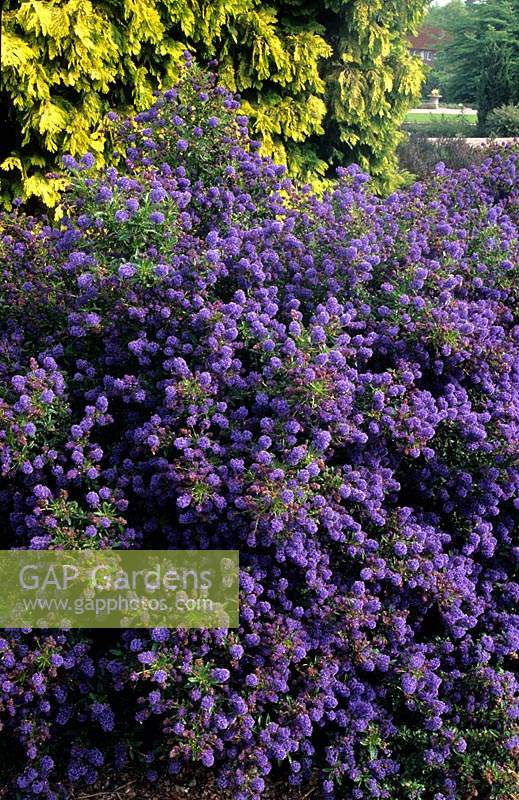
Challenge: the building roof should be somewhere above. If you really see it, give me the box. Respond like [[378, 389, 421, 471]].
[[409, 26, 447, 52]]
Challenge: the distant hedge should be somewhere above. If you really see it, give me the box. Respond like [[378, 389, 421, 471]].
[[0, 0, 426, 206]]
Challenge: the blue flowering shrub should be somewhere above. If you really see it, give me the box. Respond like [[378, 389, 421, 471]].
[[0, 59, 518, 800]]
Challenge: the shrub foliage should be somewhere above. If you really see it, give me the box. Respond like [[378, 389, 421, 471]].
[[0, 63, 518, 799], [0, 0, 427, 206], [485, 104, 519, 137], [397, 134, 489, 183]]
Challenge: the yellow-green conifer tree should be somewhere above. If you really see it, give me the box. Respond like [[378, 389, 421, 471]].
[[0, 0, 426, 206]]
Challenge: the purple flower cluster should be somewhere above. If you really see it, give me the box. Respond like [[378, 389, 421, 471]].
[[0, 61, 518, 799]]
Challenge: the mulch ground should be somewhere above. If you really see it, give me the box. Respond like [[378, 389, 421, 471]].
[[73, 770, 318, 800]]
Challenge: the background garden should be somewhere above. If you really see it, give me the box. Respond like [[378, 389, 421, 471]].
[[0, 2, 518, 800]]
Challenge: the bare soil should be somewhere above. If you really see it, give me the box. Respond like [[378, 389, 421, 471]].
[[73, 770, 318, 800]]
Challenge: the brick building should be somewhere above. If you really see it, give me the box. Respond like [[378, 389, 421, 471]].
[[409, 26, 447, 64]]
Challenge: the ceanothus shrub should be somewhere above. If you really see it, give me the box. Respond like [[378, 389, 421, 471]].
[[0, 56, 518, 800]]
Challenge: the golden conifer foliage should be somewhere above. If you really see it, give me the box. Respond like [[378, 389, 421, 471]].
[[0, 0, 426, 206]]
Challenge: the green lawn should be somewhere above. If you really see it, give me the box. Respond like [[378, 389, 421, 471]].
[[403, 111, 479, 137], [405, 111, 478, 125]]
